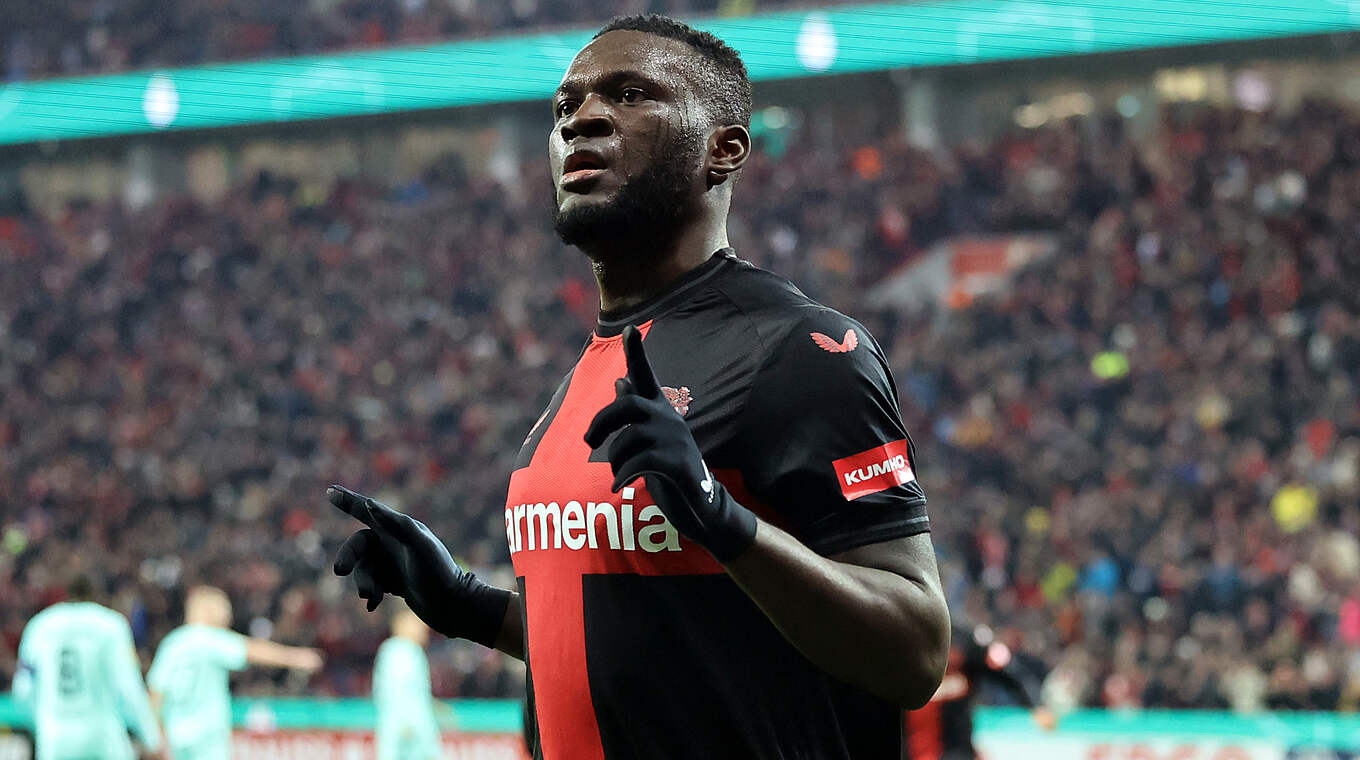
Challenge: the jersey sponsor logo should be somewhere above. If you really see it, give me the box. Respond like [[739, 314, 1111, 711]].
[[505, 486, 682, 555], [831, 439, 916, 500], [661, 385, 692, 416], [810, 328, 859, 353]]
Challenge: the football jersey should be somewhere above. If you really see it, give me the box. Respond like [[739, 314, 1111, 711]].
[[147, 624, 248, 752], [14, 602, 162, 760], [505, 250, 929, 759], [373, 637, 440, 760]]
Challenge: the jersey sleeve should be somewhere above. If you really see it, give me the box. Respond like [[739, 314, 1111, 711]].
[[210, 629, 249, 671], [737, 310, 929, 556]]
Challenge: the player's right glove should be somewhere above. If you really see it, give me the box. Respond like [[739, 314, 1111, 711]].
[[328, 485, 511, 648], [583, 325, 758, 562]]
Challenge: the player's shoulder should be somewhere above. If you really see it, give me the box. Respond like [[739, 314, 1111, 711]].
[[89, 603, 134, 634], [188, 624, 243, 649], [375, 638, 417, 672], [708, 253, 819, 320], [88, 602, 128, 623], [709, 253, 875, 354], [157, 624, 194, 649], [22, 605, 57, 637], [31, 601, 116, 626], [43, 603, 132, 643]]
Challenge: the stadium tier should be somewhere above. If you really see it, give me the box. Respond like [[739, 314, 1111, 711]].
[[4, 0, 837, 81], [5, 0, 1355, 85], [0, 0, 1358, 144], [4, 4, 1360, 760]]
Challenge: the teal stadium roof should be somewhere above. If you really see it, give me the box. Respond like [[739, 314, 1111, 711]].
[[1, 0, 1357, 145]]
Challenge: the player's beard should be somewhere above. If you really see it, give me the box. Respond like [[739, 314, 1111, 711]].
[[553, 130, 703, 250]]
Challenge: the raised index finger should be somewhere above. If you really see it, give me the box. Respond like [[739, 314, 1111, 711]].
[[621, 325, 661, 399], [327, 484, 378, 528]]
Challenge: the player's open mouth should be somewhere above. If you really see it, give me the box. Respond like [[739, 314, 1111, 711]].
[[561, 169, 606, 189], [562, 151, 607, 190]]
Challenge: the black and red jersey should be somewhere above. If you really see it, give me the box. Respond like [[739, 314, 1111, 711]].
[[505, 250, 929, 759], [905, 627, 1042, 760]]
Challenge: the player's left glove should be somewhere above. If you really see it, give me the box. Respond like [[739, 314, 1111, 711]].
[[584, 325, 758, 562]]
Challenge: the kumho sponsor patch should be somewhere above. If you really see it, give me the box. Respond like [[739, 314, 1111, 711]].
[[832, 439, 916, 500]]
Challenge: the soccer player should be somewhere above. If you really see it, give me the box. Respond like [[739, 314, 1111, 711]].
[[906, 624, 1056, 760], [328, 14, 950, 758], [373, 604, 441, 760], [147, 585, 323, 760], [12, 576, 163, 760]]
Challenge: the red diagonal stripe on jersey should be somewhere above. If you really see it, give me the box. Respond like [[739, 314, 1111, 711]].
[[510, 320, 752, 760], [831, 439, 915, 500], [507, 321, 802, 760]]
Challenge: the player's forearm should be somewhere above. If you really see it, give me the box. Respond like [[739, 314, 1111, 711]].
[[723, 521, 949, 708], [246, 639, 318, 670], [491, 591, 525, 660], [246, 639, 295, 667]]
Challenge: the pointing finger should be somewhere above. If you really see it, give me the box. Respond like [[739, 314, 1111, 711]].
[[328, 485, 379, 529], [621, 325, 661, 399], [366, 499, 423, 543]]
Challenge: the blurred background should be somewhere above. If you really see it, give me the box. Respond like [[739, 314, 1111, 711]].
[[2, 1, 1360, 758]]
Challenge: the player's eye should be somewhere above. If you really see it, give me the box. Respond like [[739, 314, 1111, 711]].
[[619, 87, 649, 104], [555, 100, 579, 119]]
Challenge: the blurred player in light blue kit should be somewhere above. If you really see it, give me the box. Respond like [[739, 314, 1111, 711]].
[[374, 604, 441, 760], [12, 576, 163, 760], [148, 585, 323, 760]]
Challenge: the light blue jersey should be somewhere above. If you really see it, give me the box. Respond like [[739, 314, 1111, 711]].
[[148, 624, 248, 760], [374, 637, 440, 760], [13, 602, 162, 760]]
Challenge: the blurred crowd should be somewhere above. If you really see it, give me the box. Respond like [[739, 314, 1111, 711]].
[[3, 0, 838, 81], [2, 93, 1359, 712]]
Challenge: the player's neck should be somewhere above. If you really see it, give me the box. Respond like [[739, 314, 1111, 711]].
[[588, 216, 729, 315]]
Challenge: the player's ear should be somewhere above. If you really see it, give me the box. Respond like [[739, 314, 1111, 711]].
[[706, 123, 751, 188]]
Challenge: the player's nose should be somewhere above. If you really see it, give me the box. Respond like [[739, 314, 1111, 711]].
[[559, 93, 614, 143]]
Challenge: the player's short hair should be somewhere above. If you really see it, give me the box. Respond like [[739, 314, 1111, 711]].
[[594, 14, 752, 129]]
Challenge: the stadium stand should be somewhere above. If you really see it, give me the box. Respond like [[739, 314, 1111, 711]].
[[2, 95, 1358, 710], [2, 0, 847, 81]]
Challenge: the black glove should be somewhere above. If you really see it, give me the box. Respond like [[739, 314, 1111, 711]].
[[583, 325, 758, 562], [329, 485, 511, 648]]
